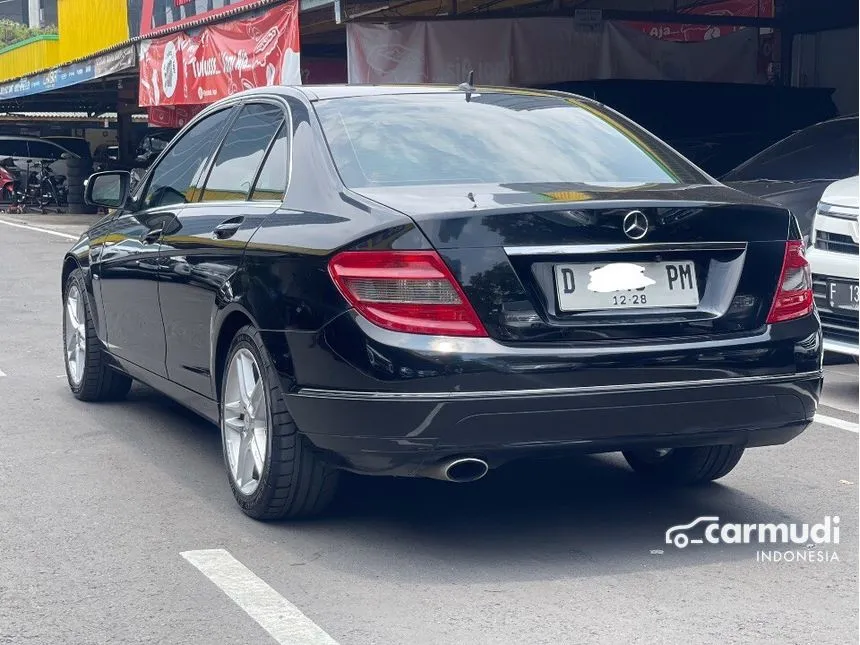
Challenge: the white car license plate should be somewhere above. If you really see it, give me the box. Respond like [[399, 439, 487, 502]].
[[829, 280, 859, 312], [554, 261, 699, 312]]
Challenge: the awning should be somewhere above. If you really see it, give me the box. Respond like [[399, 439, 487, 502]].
[[0, 45, 136, 102]]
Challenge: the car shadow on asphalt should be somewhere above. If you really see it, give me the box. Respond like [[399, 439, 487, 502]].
[[116, 384, 824, 582]]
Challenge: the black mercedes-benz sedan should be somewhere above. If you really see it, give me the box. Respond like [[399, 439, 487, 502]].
[[63, 84, 823, 520]]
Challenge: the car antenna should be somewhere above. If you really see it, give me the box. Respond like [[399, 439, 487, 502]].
[[457, 70, 475, 102]]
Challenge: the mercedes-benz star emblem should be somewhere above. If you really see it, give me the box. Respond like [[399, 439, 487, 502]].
[[622, 210, 649, 240]]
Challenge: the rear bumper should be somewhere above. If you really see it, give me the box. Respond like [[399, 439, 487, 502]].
[[288, 371, 821, 475], [273, 313, 824, 476]]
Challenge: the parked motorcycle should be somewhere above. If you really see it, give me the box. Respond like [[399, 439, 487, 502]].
[[0, 157, 68, 213], [0, 164, 14, 202]]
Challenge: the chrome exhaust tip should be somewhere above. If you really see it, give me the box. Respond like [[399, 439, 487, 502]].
[[436, 457, 489, 483]]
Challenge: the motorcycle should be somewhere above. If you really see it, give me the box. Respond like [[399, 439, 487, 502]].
[[0, 157, 67, 213], [0, 164, 14, 202]]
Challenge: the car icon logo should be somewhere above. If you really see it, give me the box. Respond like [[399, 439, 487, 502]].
[[622, 210, 649, 240], [665, 516, 720, 548]]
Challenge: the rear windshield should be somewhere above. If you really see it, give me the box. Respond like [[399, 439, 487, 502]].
[[314, 92, 709, 188]]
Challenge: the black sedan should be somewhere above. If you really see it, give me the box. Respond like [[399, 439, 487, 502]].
[[64, 85, 823, 520], [723, 115, 859, 239]]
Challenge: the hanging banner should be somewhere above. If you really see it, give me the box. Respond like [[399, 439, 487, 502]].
[[628, 0, 774, 42], [346, 18, 761, 86], [138, 2, 300, 107]]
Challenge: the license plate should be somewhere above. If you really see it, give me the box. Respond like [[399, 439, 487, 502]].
[[828, 280, 859, 312], [554, 261, 699, 312]]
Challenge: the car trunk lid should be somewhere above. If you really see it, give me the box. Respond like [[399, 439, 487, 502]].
[[351, 182, 794, 343]]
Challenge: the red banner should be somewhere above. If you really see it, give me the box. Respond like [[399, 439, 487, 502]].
[[628, 0, 774, 42], [138, 2, 300, 107], [147, 104, 204, 128]]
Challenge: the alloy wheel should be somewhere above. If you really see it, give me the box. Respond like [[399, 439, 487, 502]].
[[64, 284, 86, 386], [222, 348, 269, 496]]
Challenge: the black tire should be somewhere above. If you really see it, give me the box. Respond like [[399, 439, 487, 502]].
[[63, 269, 132, 401], [623, 445, 745, 486], [221, 325, 339, 520]]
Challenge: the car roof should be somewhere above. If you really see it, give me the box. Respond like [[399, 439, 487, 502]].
[[0, 134, 64, 141], [241, 83, 583, 103]]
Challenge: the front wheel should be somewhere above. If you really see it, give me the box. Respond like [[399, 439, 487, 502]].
[[63, 269, 132, 401], [220, 325, 339, 520], [623, 445, 745, 486]]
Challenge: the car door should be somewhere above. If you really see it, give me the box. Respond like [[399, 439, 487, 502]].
[[90, 106, 235, 378], [158, 101, 290, 397], [26, 139, 73, 177]]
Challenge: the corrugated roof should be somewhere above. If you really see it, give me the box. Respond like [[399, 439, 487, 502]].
[[0, 112, 148, 121]]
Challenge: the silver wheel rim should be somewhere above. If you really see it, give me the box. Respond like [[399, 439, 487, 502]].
[[223, 348, 268, 496], [64, 284, 86, 386]]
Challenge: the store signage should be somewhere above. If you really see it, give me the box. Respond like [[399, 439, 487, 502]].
[[138, 2, 300, 107], [0, 45, 136, 101]]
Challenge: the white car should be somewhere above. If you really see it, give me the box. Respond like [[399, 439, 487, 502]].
[[807, 176, 859, 357]]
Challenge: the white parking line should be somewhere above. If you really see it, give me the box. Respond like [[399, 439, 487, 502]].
[[0, 218, 79, 240], [821, 401, 859, 416], [815, 414, 859, 433], [181, 549, 339, 645]]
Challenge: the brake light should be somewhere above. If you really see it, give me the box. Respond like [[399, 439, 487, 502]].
[[766, 240, 814, 324], [328, 250, 488, 337]]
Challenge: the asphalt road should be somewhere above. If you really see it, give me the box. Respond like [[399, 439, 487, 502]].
[[1, 216, 858, 645]]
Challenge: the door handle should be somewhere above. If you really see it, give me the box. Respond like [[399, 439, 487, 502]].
[[214, 219, 243, 239], [142, 228, 163, 244]]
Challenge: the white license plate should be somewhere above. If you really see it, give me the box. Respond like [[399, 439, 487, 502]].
[[554, 261, 700, 312], [829, 280, 859, 312]]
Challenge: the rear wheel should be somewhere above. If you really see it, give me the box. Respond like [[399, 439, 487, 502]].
[[63, 269, 132, 401], [220, 325, 339, 520], [623, 445, 744, 485]]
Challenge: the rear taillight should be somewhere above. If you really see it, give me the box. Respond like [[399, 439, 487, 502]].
[[328, 250, 488, 337], [766, 240, 814, 324]]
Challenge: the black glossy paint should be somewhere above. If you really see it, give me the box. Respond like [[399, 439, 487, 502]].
[[724, 179, 831, 238], [62, 85, 823, 477]]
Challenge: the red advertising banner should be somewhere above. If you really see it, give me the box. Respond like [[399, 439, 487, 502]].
[[627, 0, 775, 42], [138, 2, 300, 107], [147, 104, 204, 128]]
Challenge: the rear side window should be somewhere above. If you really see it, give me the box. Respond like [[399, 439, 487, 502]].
[[724, 118, 859, 182], [251, 122, 289, 201], [314, 93, 707, 188], [27, 141, 65, 160], [201, 103, 284, 202], [0, 139, 31, 157], [143, 108, 232, 209]]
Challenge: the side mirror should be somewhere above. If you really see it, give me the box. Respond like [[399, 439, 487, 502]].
[[85, 171, 131, 209], [60, 152, 73, 160]]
